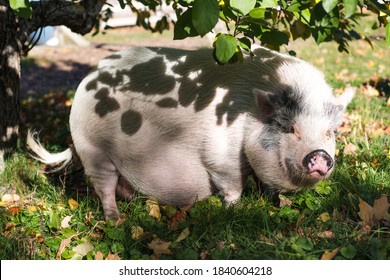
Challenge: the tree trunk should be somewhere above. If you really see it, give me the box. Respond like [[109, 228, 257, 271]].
[[0, 1, 21, 172], [0, 0, 105, 172]]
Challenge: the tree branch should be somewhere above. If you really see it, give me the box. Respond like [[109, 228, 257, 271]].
[[20, 0, 105, 42]]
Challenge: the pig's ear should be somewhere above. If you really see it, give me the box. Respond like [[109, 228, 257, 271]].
[[335, 87, 355, 109], [253, 88, 276, 119]]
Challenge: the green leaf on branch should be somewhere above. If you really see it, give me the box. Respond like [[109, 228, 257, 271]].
[[215, 34, 238, 64], [259, 0, 279, 8], [174, 9, 198, 40], [343, 0, 357, 18], [192, 0, 219, 37], [322, 0, 338, 13], [260, 30, 289, 46], [9, 0, 32, 19], [249, 8, 266, 19], [230, 0, 256, 15]]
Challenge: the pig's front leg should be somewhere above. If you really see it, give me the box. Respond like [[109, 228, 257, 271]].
[[209, 171, 245, 206]]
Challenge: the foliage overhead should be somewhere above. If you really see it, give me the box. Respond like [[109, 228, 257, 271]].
[[9, 0, 390, 63]]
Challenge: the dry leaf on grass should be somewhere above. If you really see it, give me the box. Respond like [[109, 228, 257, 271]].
[[146, 199, 161, 221], [61, 216, 72, 229], [358, 195, 389, 229], [106, 253, 121, 260], [56, 232, 83, 259], [321, 248, 340, 260], [73, 242, 94, 257], [131, 226, 144, 240], [68, 198, 79, 211], [175, 227, 190, 243], [344, 143, 358, 156], [95, 251, 104, 260], [148, 238, 172, 255]]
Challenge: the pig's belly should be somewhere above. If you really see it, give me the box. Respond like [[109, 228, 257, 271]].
[[114, 145, 215, 206]]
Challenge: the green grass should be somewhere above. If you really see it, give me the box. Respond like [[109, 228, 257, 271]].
[[1, 33, 389, 260]]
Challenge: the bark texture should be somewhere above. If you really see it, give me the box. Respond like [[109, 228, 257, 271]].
[[0, 1, 21, 171], [0, 0, 105, 172]]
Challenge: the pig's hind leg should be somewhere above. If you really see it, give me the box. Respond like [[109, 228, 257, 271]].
[[78, 147, 121, 221]]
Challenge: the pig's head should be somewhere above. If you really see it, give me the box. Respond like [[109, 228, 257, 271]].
[[246, 62, 354, 193]]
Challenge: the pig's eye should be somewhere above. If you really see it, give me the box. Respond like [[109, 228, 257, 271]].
[[290, 125, 301, 140]]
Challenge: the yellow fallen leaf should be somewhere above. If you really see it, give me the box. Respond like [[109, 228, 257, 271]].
[[321, 248, 340, 260], [28, 205, 37, 214], [68, 198, 79, 211], [148, 238, 171, 255], [387, 97, 390, 107], [319, 212, 331, 222], [357, 199, 374, 228], [146, 199, 161, 221], [373, 195, 390, 221], [131, 226, 144, 240], [175, 227, 190, 243]]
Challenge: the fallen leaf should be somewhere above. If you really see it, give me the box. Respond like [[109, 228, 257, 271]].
[[56, 232, 83, 259], [387, 97, 390, 107], [344, 143, 358, 155], [148, 238, 171, 255], [361, 85, 380, 97], [27, 205, 37, 214], [1, 194, 20, 203], [106, 253, 121, 260], [279, 194, 292, 207], [168, 210, 187, 231], [8, 206, 21, 215], [318, 230, 335, 238], [68, 198, 79, 211], [358, 199, 374, 228], [131, 226, 144, 240], [95, 251, 104, 260], [319, 212, 331, 222], [61, 216, 72, 229], [321, 248, 340, 260], [5, 222, 16, 230], [146, 199, 161, 221], [373, 195, 390, 221], [175, 227, 190, 243], [73, 242, 94, 257]]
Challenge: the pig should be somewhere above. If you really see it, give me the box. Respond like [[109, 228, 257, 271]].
[[27, 46, 354, 220]]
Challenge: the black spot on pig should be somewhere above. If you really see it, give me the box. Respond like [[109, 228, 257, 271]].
[[156, 97, 179, 108], [95, 87, 120, 117], [105, 54, 122, 60], [125, 57, 176, 95], [86, 78, 98, 91], [121, 109, 142, 136], [98, 71, 123, 86]]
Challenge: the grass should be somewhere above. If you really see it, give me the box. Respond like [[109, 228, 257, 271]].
[[0, 30, 389, 260]]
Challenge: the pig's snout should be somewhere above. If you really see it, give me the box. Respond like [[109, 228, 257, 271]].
[[302, 149, 333, 176]]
